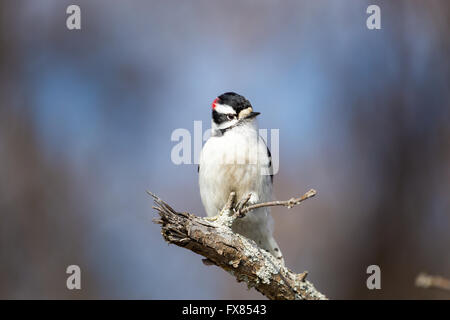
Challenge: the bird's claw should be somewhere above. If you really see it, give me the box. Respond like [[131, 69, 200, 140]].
[[205, 206, 228, 222], [236, 193, 253, 211]]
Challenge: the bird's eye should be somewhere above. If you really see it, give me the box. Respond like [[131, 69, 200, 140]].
[[227, 114, 236, 120]]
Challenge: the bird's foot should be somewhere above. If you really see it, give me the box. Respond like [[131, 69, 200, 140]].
[[236, 192, 258, 211], [235, 194, 251, 211], [205, 191, 236, 222], [206, 192, 236, 222], [205, 206, 230, 222]]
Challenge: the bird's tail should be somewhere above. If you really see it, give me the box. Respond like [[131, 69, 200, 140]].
[[261, 235, 284, 265]]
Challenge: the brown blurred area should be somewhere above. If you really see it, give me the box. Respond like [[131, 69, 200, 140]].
[[0, 0, 449, 299], [0, 108, 102, 298], [0, 12, 100, 297]]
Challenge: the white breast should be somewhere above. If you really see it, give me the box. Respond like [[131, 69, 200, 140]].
[[198, 121, 283, 262], [198, 124, 272, 217]]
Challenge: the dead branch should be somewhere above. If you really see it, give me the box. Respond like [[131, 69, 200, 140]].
[[415, 273, 450, 292], [149, 190, 327, 300]]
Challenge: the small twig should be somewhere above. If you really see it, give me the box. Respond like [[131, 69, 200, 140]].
[[238, 189, 317, 216], [415, 273, 450, 292]]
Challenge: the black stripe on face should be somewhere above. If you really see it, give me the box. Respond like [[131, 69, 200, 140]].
[[212, 110, 229, 124]]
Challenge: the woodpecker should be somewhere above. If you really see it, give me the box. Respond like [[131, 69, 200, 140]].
[[198, 92, 283, 263]]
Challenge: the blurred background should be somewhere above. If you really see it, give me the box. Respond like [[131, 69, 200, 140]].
[[1, 0, 449, 299]]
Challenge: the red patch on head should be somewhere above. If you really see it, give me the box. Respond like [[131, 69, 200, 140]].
[[211, 98, 219, 109]]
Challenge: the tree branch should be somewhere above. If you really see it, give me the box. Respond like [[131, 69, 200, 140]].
[[149, 190, 327, 300], [238, 189, 317, 216]]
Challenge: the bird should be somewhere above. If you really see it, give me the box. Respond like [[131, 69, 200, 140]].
[[198, 92, 284, 263]]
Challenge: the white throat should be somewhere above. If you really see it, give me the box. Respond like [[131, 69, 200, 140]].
[[211, 118, 257, 137]]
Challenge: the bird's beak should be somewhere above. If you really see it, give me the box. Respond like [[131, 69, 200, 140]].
[[246, 111, 260, 119]]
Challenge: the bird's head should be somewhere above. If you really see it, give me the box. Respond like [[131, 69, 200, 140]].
[[211, 92, 260, 134]]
